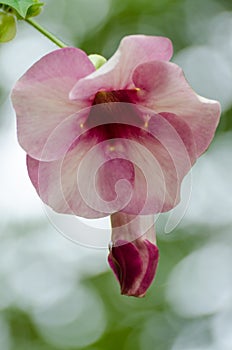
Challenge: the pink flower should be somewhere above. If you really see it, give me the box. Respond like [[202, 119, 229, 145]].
[[11, 35, 220, 297]]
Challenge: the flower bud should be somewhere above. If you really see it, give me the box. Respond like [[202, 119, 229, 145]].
[[88, 54, 107, 69], [0, 11, 16, 43], [26, 2, 43, 19], [108, 238, 159, 297], [108, 213, 159, 297]]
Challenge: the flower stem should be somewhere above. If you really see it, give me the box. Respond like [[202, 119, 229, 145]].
[[25, 18, 67, 48]]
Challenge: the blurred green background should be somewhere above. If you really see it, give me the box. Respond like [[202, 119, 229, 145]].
[[1, 0, 232, 349]]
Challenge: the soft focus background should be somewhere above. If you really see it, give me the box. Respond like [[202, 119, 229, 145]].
[[1, 0, 232, 349]]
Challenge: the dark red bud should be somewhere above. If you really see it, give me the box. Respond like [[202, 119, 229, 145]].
[[108, 238, 159, 297]]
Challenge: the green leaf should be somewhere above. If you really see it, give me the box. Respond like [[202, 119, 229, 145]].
[[0, 0, 43, 18]]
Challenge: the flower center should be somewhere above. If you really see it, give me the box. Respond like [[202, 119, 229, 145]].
[[93, 89, 138, 105], [86, 88, 143, 132]]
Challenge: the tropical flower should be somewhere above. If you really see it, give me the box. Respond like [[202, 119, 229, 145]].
[[11, 35, 220, 297]]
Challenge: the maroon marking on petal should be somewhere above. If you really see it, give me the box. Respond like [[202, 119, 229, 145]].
[[93, 90, 139, 105], [87, 103, 143, 130], [87, 89, 143, 131]]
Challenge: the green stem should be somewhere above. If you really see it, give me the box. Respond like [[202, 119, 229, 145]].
[[25, 18, 67, 48]]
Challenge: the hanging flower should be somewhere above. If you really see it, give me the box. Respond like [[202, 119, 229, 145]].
[[11, 35, 220, 297]]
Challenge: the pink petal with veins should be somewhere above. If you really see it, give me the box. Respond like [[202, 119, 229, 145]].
[[12, 47, 95, 161], [26, 103, 196, 217], [133, 60, 221, 156], [70, 35, 173, 101], [27, 129, 107, 218]]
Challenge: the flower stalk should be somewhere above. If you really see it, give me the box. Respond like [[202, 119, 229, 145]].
[[25, 18, 67, 48]]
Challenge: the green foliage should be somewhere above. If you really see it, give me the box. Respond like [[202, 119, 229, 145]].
[[0, 0, 43, 18], [217, 106, 232, 133]]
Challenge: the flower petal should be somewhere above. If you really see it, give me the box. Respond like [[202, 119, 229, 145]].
[[27, 130, 109, 218], [70, 35, 173, 100], [12, 47, 95, 160], [133, 60, 221, 156], [27, 125, 137, 218], [92, 108, 195, 215], [27, 101, 196, 217]]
